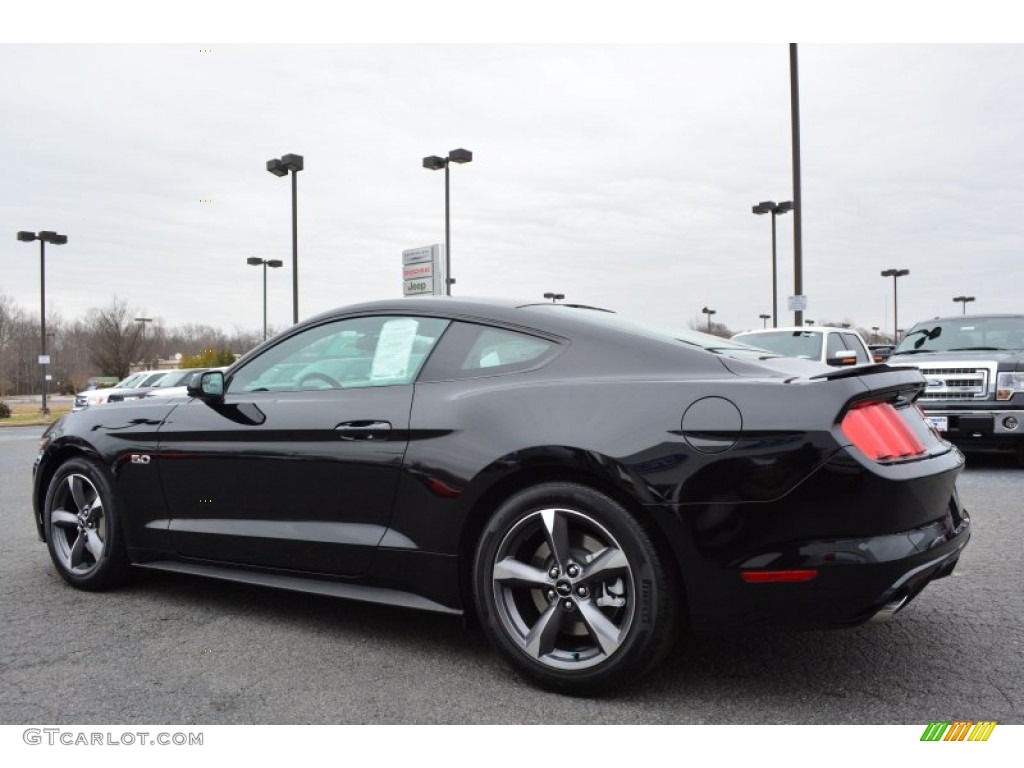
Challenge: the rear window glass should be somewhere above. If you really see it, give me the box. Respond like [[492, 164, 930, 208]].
[[419, 323, 558, 381], [736, 331, 823, 360]]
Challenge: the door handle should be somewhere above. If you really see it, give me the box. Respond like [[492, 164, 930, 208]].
[[335, 421, 392, 440]]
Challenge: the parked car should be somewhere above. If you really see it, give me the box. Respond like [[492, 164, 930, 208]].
[[102, 371, 172, 404], [869, 344, 896, 363], [34, 298, 970, 694], [732, 326, 872, 367], [888, 313, 1024, 464], [143, 368, 224, 399], [72, 370, 167, 410], [106, 368, 210, 403]]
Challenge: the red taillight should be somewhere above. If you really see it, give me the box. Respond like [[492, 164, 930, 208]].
[[841, 401, 926, 461], [740, 569, 818, 583]]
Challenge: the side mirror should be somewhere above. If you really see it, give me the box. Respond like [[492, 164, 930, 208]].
[[826, 351, 859, 367], [187, 370, 225, 399]]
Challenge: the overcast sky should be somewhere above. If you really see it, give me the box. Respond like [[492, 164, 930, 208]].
[[3, 21, 1023, 339]]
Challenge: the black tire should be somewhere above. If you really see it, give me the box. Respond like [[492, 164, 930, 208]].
[[43, 456, 132, 590], [473, 482, 678, 695]]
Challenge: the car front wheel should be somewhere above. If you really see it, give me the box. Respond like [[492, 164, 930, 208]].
[[44, 457, 132, 590], [473, 482, 678, 695]]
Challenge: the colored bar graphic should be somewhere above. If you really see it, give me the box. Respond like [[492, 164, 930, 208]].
[[920, 720, 996, 742], [944, 721, 972, 741], [968, 721, 997, 741]]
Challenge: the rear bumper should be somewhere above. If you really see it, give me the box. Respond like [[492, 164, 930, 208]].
[[676, 445, 971, 634], [689, 504, 969, 633]]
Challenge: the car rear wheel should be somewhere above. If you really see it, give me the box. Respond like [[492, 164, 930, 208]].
[[473, 482, 678, 695], [44, 457, 132, 590]]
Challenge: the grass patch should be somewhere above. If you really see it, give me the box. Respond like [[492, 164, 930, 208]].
[[0, 402, 71, 426]]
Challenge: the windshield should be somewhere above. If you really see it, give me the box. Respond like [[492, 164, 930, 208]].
[[113, 373, 146, 389], [895, 317, 1024, 354], [733, 330, 824, 360], [529, 304, 775, 359], [152, 368, 206, 388]]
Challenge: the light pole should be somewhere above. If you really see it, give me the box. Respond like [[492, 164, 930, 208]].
[[759, 313, 771, 328], [805, 319, 815, 326], [266, 153, 303, 324], [543, 292, 565, 303], [881, 268, 910, 343], [752, 200, 793, 327], [17, 229, 67, 414], [422, 148, 473, 296], [953, 295, 975, 314], [790, 43, 805, 328], [247, 257, 284, 340], [134, 317, 152, 368], [701, 306, 716, 333]]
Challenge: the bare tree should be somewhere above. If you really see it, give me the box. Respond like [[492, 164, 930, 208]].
[[687, 318, 735, 339], [84, 297, 154, 378], [0, 293, 26, 396]]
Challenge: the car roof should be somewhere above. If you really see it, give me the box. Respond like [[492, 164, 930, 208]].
[[911, 313, 1024, 324], [300, 296, 623, 337], [735, 326, 863, 335]]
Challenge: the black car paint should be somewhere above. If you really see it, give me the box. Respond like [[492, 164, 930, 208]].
[[33, 297, 970, 633]]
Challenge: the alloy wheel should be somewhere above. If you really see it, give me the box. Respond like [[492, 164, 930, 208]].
[[490, 507, 636, 671], [49, 473, 107, 576]]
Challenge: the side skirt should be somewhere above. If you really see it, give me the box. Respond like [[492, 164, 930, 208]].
[[135, 560, 462, 615]]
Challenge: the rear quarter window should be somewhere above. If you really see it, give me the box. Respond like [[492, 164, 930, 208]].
[[418, 323, 560, 381]]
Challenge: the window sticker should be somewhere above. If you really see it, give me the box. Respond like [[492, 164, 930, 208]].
[[371, 318, 419, 380]]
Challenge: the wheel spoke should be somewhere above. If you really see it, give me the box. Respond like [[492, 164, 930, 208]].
[[83, 530, 104, 561], [581, 546, 629, 584], [69, 475, 92, 514], [540, 509, 571, 568], [69, 533, 86, 568], [524, 600, 565, 659], [51, 509, 79, 529], [493, 557, 550, 588], [577, 598, 624, 657]]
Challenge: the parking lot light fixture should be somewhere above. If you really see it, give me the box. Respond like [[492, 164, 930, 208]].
[[248, 257, 284, 340], [543, 292, 565, 303], [17, 229, 67, 415], [953, 295, 975, 314], [881, 268, 910, 342], [752, 200, 793, 328], [266, 153, 303, 324], [701, 306, 716, 333], [134, 317, 152, 367], [422, 148, 473, 296], [759, 313, 771, 328]]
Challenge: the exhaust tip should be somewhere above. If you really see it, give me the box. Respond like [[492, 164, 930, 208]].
[[869, 595, 909, 624]]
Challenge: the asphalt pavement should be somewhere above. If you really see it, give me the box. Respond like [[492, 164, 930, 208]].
[[1, 424, 1021, 724]]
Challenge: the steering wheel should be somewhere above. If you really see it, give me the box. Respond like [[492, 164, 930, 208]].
[[298, 372, 343, 389]]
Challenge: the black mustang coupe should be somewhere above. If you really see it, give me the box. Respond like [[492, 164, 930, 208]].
[[33, 298, 970, 694]]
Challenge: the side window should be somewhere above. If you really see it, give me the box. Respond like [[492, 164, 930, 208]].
[[227, 316, 449, 393], [825, 333, 846, 359], [419, 322, 559, 381], [841, 333, 870, 363]]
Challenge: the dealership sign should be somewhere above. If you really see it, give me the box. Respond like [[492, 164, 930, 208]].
[[403, 245, 445, 296]]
